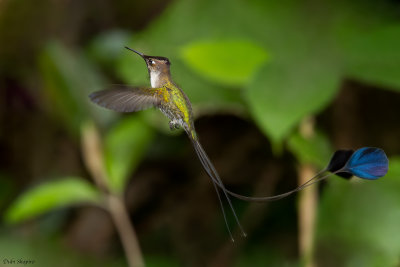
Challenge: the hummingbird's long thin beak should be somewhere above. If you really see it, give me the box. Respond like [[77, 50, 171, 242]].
[[125, 46, 144, 57]]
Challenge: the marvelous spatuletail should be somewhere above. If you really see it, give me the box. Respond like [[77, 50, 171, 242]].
[[89, 47, 389, 240]]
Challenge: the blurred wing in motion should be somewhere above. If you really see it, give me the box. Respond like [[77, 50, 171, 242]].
[[89, 86, 161, 112]]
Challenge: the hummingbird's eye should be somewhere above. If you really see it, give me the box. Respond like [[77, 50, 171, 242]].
[[150, 60, 155, 65]]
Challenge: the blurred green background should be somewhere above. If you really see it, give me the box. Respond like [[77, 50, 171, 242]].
[[1, 0, 400, 266]]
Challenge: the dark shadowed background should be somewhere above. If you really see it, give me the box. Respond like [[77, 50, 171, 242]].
[[1, 0, 400, 266]]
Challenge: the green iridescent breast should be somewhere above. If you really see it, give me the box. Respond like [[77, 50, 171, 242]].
[[161, 82, 194, 131]]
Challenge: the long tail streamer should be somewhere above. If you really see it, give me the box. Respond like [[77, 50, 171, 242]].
[[191, 136, 335, 202], [190, 138, 247, 241]]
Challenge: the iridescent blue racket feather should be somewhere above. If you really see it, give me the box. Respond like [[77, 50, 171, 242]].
[[343, 147, 389, 179]]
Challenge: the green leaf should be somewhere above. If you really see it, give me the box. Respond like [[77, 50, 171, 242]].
[[104, 115, 154, 193], [246, 62, 340, 144], [39, 42, 112, 134], [342, 24, 400, 90], [4, 178, 101, 224], [287, 130, 333, 169], [39, 43, 86, 134], [316, 157, 400, 266], [181, 40, 269, 86]]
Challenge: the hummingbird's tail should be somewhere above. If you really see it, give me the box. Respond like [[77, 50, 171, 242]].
[[190, 136, 335, 202], [190, 137, 247, 241], [188, 133, 338, 241], [223, 170, 333, 202]]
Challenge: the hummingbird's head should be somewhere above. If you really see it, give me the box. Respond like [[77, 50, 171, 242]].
[[125, 47, 171, 87]]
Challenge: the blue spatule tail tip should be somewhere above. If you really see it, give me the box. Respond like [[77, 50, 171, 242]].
[[342, 147, 389, 180]]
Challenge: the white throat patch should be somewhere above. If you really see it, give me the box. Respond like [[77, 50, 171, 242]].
[[150, 70, 160, 88]]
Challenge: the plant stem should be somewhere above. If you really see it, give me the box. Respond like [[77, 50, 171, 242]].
[[81, 121, 145, 267], [81, 121, 109, 192], [298, 117, 317, 267], [107, 194, 145, 267], [298, 164, 316, 267]]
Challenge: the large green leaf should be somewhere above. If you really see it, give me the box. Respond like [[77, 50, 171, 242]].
[[317, 157, 400, 266], [181, 40, 269, 86], [341, 24, 400, 90], [246, 62, 340, 144], [39, 42, 112, 134], [39, 43, 87, 134], [104, 115, 155, 193], [4, 178, 101, 224]]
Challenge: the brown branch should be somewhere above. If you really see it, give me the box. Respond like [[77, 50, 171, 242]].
[[298, 164, 317, 267], [107, 194, 145, 267], [298, 117, 317, 267], [81, 121, 109, 192], [81, 121, 145, 267]]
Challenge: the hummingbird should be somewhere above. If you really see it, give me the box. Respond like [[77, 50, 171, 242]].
[[89, 47, 389, 240], [89, 47, 246, 241]]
